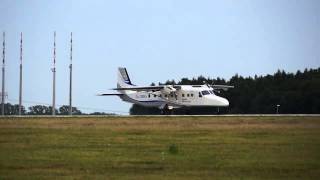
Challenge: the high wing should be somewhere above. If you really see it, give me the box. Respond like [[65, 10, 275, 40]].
[[112, 84, 234, 92], [211, 85, 234, 91], [112, 86, 164, 91], [112, 85, 181, 92]]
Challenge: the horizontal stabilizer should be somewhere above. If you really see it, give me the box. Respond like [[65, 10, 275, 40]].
[[97, 93, 124, 96]]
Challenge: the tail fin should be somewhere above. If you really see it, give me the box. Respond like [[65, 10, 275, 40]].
[[117, 67, 134, 88]]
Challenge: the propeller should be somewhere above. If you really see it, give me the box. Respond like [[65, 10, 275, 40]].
[[160, 85, 178, 100], [203, 81, 233, 93]]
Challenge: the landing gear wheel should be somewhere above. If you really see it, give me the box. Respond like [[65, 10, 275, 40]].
[[161, 104, 168, 115], [160, 104, 173, 115]]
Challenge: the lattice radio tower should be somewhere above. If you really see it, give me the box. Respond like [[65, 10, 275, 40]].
[[52, 32, 56, 115], [69, 32, 73, 115], [19, 32, 23, 115], [1, 32, 5, 116]]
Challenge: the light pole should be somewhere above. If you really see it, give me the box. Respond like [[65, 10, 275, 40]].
[[276, 104, 280, 114]]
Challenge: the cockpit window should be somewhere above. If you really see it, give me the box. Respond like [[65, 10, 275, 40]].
[[209, 90, 215, 94], [201, 90, 210, 96]]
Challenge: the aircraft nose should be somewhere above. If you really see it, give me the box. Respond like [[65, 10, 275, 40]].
[[207, 96, 229, 106], [213, 96, 229, 107], [220, 97, 229, 106]]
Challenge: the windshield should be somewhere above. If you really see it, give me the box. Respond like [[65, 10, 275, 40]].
[[209, 90, 215, 95], [201, 90, 210, 96]]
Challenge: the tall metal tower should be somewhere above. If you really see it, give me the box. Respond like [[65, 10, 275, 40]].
[[19, 32, 23, 116], [52, 32, 56, 116], [1, 32, 5, 116], [69, 32, 73, 115]]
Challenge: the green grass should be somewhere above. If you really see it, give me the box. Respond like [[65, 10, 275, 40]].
[[0, 116, 319, 179]]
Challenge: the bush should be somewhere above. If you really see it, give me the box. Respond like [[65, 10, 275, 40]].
[[168, 144, 178, 154]]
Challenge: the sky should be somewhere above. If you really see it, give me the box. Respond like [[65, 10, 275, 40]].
[[1, 0, 319, 114]]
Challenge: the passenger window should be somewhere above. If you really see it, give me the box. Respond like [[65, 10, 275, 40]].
[[187, 94, 190, 97], [148, 94, 150, 98], [153, 94, 157, 98], [199, 92, 202, 97], [159, 94, 162, 97], [182, 94, 185, 97], [191, 94, 194, 97], [170, 94, 173, 97], [165, 94, 168, 97]]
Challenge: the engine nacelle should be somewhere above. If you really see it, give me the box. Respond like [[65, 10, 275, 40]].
[[161, 85, 176, 94]]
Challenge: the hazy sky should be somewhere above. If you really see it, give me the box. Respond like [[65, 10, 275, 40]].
[[1, 0, 319, 114]]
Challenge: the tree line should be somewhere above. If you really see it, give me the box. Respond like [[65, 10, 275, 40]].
[[0, 104, 114, 115], [130, 67, 320, 115]]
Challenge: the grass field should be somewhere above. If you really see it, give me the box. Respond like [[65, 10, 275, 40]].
[[0, 116, 320, 179]]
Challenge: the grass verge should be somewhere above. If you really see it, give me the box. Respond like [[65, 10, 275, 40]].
[[0, 116, 319, 179]]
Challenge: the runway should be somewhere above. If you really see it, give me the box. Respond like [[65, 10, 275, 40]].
[[2, 114, 320, 119]]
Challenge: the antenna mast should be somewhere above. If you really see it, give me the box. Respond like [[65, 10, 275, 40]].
[[1, 32, 5, 116], [52, 32, 56, 115], [19, 32, 23, 115], [69, 32, 72, 115]]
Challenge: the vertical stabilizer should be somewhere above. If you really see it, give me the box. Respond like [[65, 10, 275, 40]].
[[117, 67, 134, 88]]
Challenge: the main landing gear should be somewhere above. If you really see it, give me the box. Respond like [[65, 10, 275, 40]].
[[160, 104, 174, 115]]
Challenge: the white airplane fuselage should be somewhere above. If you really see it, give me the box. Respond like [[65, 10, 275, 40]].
[[118, 85, 229, 109], [101, 67, 232, 110]]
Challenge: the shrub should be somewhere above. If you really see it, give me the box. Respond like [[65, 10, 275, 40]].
[[168, 144, 178, 154]]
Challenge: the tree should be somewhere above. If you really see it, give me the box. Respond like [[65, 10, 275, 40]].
[[58, 105, 82, 115], [28, 105, 57, 115], [89, 112, 115, 115], [0, 103, 26, 115], [129, 67, 320, 115]]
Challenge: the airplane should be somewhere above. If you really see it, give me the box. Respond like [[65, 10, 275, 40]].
[[99, 67, 234, 114]]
